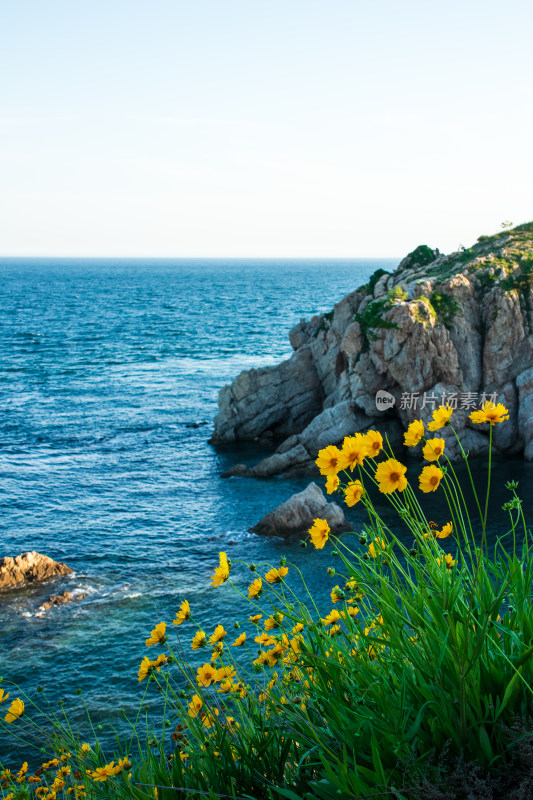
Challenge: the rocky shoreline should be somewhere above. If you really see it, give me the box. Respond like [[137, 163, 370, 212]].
[[211, 223, 533, 477]]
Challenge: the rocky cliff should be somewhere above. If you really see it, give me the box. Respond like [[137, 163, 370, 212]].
[[211, 222, 533, 477]]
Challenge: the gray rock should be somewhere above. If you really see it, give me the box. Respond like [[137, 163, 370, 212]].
[[250, 445, 314, 478], [211, 346, 323, 443], [517, 367, 533, 460], [250, 482, 349, 539]]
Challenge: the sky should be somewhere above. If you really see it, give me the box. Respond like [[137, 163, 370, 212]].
[[1, 0, 532, 257]]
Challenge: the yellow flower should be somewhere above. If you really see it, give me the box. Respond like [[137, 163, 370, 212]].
[[253, 651, 269, 666], [322, 610, 341, 626], [219, 551, 229, 571], [265, 644, 285, 666], [308, 518, 330, 549], [292, 622, 304, 633], [232, 632, 246, 646], [329, 624, 342, 636], [437, 553, 456, 570], [264, 614, 283, 630], [211, 565, 229, 588], [145, 622, 166, 646], [248, 577, 263, 599], [173, 599, 191, 626], [202, 709, 219, 728], [331, 586, 342, 603], [363, 430, 383, 457], [469, 401, 509, 425], [325, 474, 339, 494], [0, 688, 9, 704], [17, 762, 28, 782], [419, 465, 444, 493], [210, 642, 224, 661], [265, 566, 288, 584], [315, 445, 343, 476], [255, 632, 276, 646], [196, 663, 218, 687], [249, 614, 262, 623], [90, 763, 116, 782], [215, 665, 236, 683], [208, 625, 227, 645], [375, 458, 408, 493], [422, 437, 445, 461], [4, 698, 24, 723], [368, 537, 386, 558], [137, 656, 152, 682], [344, 479, 364, 507], [403, 419, 425, 447], [187, 694, 203, 718], [112, 758, 131, 775], [337, 434, 369, 471], [436, 521, 453, 539], [427, 405, 453, 431], [191, 630, 207, 650]]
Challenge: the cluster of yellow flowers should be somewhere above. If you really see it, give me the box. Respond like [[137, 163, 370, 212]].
[[0, 747, 97, 799], [309, 401, 509, 558]]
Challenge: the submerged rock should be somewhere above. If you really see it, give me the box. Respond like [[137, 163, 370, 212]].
[[39, 590, 86, 611], [250, 482, 350, 539], [0, 552, 73, 592], [212, 222, 533, 473]]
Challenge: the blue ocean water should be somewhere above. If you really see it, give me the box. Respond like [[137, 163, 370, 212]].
[[0, 257, 396, 761], [0, 258, 531, 764]]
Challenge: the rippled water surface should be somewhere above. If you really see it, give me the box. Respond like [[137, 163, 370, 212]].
[[0, 257, 396, 760], [1, 257, 531, 764]]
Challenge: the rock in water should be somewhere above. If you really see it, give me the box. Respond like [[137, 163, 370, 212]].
[[250, 482, 350, 539], [0, 551, 73, 591], [39, 590, 86, 611]]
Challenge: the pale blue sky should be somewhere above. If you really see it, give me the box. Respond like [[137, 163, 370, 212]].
[[1, 0, 532, 256]]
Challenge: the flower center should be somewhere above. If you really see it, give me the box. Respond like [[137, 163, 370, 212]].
[[389, 471, 399, 482], [430, 476, 439, 486]]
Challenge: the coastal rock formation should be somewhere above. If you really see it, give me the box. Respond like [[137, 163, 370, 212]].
[[211, 223, 533, 474], [250, 482, 349, 539], [0, 552, 73, 592], [39, 590, 86, 612]]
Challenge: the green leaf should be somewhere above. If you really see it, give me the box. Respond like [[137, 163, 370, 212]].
[[371, 734, 387, 787]]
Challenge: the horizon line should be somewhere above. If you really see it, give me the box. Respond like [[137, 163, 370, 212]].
[[0, 253, 402, 260]]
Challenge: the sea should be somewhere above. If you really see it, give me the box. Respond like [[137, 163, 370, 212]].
[[1, 257, 531, 765]]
